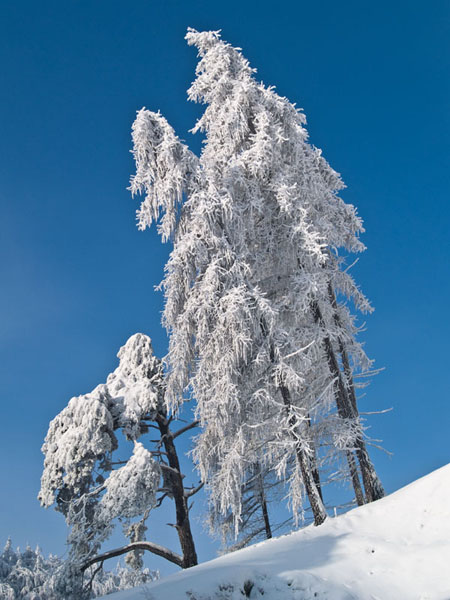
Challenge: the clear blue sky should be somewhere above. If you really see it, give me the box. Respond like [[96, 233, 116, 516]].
[[0, 0, 448, 577]]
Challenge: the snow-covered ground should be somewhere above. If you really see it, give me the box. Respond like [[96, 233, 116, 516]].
[[102, 464, 450, 599]]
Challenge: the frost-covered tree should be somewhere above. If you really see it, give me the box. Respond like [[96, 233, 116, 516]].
[[210, 461, 299, 553], [0, 539, 151, 599], [129, 29, 384, 530], [39, 334, 200, 597]]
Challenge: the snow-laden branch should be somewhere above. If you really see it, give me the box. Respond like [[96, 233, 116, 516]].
[[80, 541, 183, 571]]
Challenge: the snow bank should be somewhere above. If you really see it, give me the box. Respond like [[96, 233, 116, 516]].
[[100, 464, 450, 599]]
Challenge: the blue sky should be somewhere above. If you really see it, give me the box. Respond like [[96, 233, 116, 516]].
[[0, 0, 448, 577]]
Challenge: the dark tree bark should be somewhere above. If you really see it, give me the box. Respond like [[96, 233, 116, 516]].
[[81, 541, 183, 571], [311, 299, 365, 504], [307, 414, 324, 503], [79, 414, 199, 576], [327, 283, 385, 502], [260, 315, 327, 526], [261, 494, 272, 539], [156, 412, 198, 568], [279, 384, 327, 526], [254, 466, 272, 539], [313, 293, 384, 504]]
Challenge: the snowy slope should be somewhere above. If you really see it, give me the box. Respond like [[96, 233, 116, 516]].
[[101, 465, 450, 600]]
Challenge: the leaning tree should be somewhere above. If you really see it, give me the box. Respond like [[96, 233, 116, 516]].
[[129, 29, 384, 531]]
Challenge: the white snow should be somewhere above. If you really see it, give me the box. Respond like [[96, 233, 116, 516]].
[[100, 464, 450, 599]]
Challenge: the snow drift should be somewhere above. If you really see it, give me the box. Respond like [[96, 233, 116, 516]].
[[101, 464, 450, 599]]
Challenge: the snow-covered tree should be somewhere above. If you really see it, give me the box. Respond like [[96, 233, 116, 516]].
[[39, 334, 200, 596], [0, 539, 152, 599], [210, 461, 298, 553], [129, 28, 384, 532]]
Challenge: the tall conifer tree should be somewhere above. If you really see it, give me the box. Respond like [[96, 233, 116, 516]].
[[130, 29, 383, 529]]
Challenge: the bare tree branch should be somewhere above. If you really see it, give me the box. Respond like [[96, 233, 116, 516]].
[[172, 420, 200, 440], [83, 560, 104, 593]]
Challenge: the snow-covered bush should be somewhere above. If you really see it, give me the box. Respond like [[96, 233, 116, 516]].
[[0, 538, 156, 599]]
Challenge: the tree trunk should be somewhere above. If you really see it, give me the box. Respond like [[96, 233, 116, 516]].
[[326, 284, 385, 502], [261, 317, 326, 524], [255, 467, 272, 539], [156, 413, 198, 568], [307, 414, 324, 503], [311, 299, 366, 505], [345, 449, 365, 506], [279, 385, 327, 526]]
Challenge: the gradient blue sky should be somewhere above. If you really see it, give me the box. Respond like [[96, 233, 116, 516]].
[[0, 0, 448, 577]]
